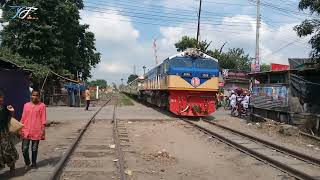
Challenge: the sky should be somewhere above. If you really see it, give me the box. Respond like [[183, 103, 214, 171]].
[[80, 0, 312, 84]]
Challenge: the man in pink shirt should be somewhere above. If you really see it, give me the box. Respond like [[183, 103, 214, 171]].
[[21, 90, 46, 169]]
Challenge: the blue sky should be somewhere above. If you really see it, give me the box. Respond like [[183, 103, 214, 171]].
[[80, 0, 312, 84]]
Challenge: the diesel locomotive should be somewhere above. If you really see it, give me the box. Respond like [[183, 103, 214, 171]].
[[123, 49, 220, 117]]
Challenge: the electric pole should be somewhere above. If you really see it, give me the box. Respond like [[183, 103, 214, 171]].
[[143, 66, 146, 76], [196, 0, 202, 45], [254, 0, 261, 72]]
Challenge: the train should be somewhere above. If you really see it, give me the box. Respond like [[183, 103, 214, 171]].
[[123, 48, 220, 117]]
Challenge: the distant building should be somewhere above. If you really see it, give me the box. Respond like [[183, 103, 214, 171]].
[[0, 58, 31, 120], [221, 69, 250, 91]]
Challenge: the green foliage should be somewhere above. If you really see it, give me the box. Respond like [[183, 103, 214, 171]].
[[119, 93, 134, 106], [175, 36, 252, 71], [209, 48, 252, 71], [127, 74, 138, 84], [260, 64, 271, 72], [174, 36, 212, 53], [0, 47, 50, 78], [294, 0, 320, 60], [1, 0, 100, 80], [88, 79, 108, 88]]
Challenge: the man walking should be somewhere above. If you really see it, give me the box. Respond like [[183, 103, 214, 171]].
[[21, 90, 46, 169], [85, 88, 91, 111]]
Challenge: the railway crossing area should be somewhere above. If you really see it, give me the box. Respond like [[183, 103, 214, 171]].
[[0, 95, 320, 180]]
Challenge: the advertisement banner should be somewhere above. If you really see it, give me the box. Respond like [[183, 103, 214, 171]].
[[252, 86, 288, 107], [271, 63, 289, 71]]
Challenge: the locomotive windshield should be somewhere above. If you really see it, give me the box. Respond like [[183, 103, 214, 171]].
[[195, 58, 218, 69], [169, 57, 193, 68], [169, 57, 218, 69]]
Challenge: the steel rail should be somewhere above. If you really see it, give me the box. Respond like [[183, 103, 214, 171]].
[[112, 98, 127, 180], [203, 119, 320, 166], [49, 98, 112, 180], [185, 120, 318, 180]]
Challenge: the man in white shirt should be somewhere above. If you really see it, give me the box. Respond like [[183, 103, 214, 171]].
[[242, 93, 250, 109], [229, 91, 237, 108]]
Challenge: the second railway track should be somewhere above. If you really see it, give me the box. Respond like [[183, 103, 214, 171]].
[[49, 96, 128, 180], [185, 119, 320, 180]]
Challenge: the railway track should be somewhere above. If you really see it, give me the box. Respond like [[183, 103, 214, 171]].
[[49, 96, 128, 180], [185, 119, 320, 180]]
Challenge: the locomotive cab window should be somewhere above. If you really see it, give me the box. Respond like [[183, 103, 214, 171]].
[[195, 58, 218, 69], [169, 57, 193, 68]]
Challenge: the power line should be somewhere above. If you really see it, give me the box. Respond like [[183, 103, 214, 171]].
[[247, 0, 307, 21], [85, 3, 255, 23], [85, 1, 255, 19], [82, 9, 255, 35], [202, 0, 255, 7], [84, 6, 257, 28], [262, 38, 306, 59]]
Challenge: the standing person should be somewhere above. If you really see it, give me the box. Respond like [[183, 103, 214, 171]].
[[0, 91, 19, 176], [85, 88, 91, 111], [229, 91, 237, 108], [21, 90, 46, 169]]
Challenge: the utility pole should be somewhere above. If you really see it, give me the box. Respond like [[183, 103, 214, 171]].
[[254, 0, 261, 72], [143, 66, 146, 76], [196, 0, 202, 45]]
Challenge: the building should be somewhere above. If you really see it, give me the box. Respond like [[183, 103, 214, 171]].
[[0, 58, 31, 120], [221, 69, 250, 92], [249, 60, 320, 136]]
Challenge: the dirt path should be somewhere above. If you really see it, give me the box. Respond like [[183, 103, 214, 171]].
[[0, 120, 86, 180], [123, 120, 292, 180], [212, 109, 320, 158]]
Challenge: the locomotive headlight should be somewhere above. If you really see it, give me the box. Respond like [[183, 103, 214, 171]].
[[183, 72, 191, 77], [202, 73, 209, 78]]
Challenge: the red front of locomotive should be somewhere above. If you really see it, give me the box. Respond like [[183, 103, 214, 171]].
[[169, 91, 216, 117]]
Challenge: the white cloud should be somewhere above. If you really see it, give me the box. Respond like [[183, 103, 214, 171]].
[[81, 10, 139, 47], [99, 62, 131, 74], [157, 14, 311, 65], [81, 10, 154, 83], [79, 1, 312, 84]]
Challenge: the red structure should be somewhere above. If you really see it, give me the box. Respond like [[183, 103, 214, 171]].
[[271, 63, 289, 71], [169, 91, 216, 116]]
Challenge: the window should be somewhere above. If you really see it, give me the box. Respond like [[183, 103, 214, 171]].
[[195, 58, 218, 69], [169, 57, 193, 68]]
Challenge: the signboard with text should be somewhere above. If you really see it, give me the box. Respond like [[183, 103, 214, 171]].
[[271, 63, 289, 71]]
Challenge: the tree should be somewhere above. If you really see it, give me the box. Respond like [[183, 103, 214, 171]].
[[174, 36, 212, 53], [174, 36, 253, 71], [210, 48, 252, 71], [127, 74, 138, 84], [260, 64, 271, 72], [294, 0, 320, 61], [1, 0, 100, 80], [88, 79, 108, 88]]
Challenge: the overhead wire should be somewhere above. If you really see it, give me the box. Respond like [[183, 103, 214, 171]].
[[82, 0, 311, 59], [82, 9, 255, 36], [262, 38, 307, 59], [84, 6, 257, 28], [85, 0, 256, 19]]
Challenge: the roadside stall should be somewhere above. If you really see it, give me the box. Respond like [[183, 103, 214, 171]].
[[0, 58, 31, 120]]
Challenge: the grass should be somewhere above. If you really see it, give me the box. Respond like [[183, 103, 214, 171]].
[[118, 93, 134, 106]]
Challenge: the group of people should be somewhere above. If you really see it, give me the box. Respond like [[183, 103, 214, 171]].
[[229, 90, 251, 110], [0, 90, 46, 176], [217, 89, 251, 115]]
